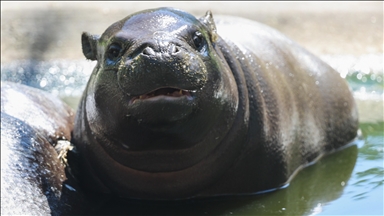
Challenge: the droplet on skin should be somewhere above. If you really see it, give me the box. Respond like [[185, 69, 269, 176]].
[[40, 78, 47, 87], [64, 184, 77, 192]]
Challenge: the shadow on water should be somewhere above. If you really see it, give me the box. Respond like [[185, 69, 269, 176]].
[[80, 144, 358, 215], [1, 59, 93, 109], [26, 11, 63, 61]]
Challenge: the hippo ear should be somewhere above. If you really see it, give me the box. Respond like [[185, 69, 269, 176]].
[[199, 10, 218, 42], [81, 32, 100, 61]]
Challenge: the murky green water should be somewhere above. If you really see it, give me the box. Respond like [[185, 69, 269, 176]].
[[1, 54, 383, 215]]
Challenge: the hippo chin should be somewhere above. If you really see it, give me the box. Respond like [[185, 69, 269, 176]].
[[69, 7, 359, 200]]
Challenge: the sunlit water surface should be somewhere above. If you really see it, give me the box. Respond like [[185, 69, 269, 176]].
[[1, 54, 383, 215]]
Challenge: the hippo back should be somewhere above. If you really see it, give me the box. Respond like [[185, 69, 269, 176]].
[[197, 16, 359, 195]]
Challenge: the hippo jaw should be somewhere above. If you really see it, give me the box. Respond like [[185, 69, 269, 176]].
[[125, 90, 196, 132], [116, 47, 206, 130]]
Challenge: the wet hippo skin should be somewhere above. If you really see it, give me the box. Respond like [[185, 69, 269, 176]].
[[73, 7, 359, 200]]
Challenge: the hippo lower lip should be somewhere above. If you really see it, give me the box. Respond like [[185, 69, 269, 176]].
[[130, 87, 194, 104]]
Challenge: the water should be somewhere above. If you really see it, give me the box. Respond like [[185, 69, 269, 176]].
[[1, 54, 383, 215]]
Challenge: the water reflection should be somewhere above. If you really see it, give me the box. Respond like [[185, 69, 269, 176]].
[[84, 144, 358, 215], [0, 59, 94, 100]]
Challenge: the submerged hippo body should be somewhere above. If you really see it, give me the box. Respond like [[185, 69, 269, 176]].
[[0, 81, 77, 215], [72, 7, 359, 200]]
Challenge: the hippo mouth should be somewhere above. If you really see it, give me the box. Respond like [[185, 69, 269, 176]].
[[130, 87, 194, 104]]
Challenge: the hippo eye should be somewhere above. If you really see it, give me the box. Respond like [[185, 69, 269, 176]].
[[107, 43, 122, 60], [193, 31, 205, 52]]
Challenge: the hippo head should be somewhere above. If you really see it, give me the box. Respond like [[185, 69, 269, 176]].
[[74, 7, 242, 199]]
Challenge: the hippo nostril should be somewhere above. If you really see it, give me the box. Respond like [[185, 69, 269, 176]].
[[142, 47, 156, 56], [169, 44, 180, 55]]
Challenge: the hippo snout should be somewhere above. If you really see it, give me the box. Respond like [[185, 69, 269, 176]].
[[117, 40, 207, 97]]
